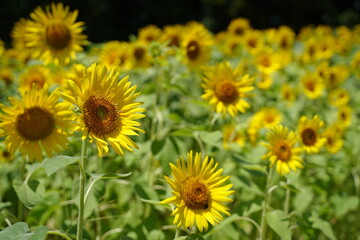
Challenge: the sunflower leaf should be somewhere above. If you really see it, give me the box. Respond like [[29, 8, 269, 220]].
[[42, 155, 83, 176], [265, 210, 291, 240], [0, 222, 48, 240], [309, 211, 337, 240], [185, 234, 205, 240]]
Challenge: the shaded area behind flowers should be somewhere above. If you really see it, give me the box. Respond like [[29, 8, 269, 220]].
[[1, 0, 360, 45]]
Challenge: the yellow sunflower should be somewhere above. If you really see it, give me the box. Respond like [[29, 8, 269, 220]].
[[328, 88, 350, 107], [19, 65, 52, 93], [222, 34, 242, 57], [60, 63, 145, 157], [323, 124, 344, 154], [0, 67, 14, 85], [138, 25, 162, 43], [275, 26, 295, 50], [181, 22, 213, 68], [256, 72, 273, 89], [130, 41, 152, 69], [281, 83, 297, 105], [337, 105, 352, 128], [254, 107, 282, 129], [254, 48, 281, 74], [298, 115, 326, 153], [222, 124, 246, 150], [161, 151, 235, 232], [99, 41, 132, 71], [201, 61, 254, 116], [242, 30, 264, 55], [160, 24, 183, 48], [25, 2, 88, 65], [11, 18, 32, 61], [262, 125, 303, 175], [0, 88, 73, 161], [227, 18, 251, 36], [301, 73, 324, 99], [325, 65, 349, 89]]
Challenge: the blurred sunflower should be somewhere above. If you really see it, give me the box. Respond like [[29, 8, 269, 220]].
[[222, 35, 242, 57], [160, 24, 183, 48], [181, 22, 213, 68], [138, 25, 162, 43], [11, 18, 32, 62], [0, 149, 13, 163], [337, 105, 352, 128], [281, 83, 297, 104], [256, 72, 273, 89], [130, 41, 152, 69], [0, 88, 73, 161], [255, 107, 282, 129], [254, 48, 280, 74], [301, 73, 324, 99], [298, 115, 326, 153], [161, 151, 234, 232], [262, 125, 303, 175], [227, 18, 251, 36], [323, 124, 343, 154], [275, 26, 295, 50], [25, 2, 87, 65], [19, 65, 51, 93], [201, 62, 254, 116], [325, 65, 349, 89], [242, 30, 264, 55], [0, 67, 14, 85], [222, 124, 246, 150], [60, 64, 145, 157], [328, 88, 350, 107], [99, 41, 132, 71]]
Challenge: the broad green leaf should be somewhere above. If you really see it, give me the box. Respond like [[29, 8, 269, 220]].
[[0, 222, 29, 240], [170, 128, 194, 137], [0, 222, 48, 240], [331, 195, 359, 218], [293, 187, 313, 213], [309, 212, 336, 240], [148, 229, 165, 240], [27, 191, 60, 226], [265, 210, 291, 240], [198, 131, 222, 147], [279, 181, 299, 193], [42, 155, 83, 176], [25, 163, 42, 178], [186, 234, 205, 240], [13, 179, 44, 208], [151, 139, 166, 155], [0, 202, 11, 210]]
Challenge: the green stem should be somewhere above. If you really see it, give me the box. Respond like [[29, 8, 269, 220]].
[[76, 136, 88, 240], [259, 166, 274, 240], [48, 231, 73, 240], [174, 228, 180, 239], [284, 179, 291, 216]]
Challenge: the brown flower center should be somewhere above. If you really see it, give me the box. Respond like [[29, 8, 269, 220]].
[[305, 80, 315, 92], [215, 81, 238, 104], [247, 38, 257, 48], [301, 128, 317, 146], [46, 23, 71, 50], [28, 73, 45, 89], [274, 141, 292, 161], [169, 36, 180, 47], [83, 96, 118, 136], [16, 106, 55, 141], [181, 176, 210, 210], [134, 47, 145, 60], [235, 27, 244, 35], [186, 41, 200, 60], [259, 56, 271, 67]]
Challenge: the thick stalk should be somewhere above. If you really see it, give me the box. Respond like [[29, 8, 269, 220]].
[[259, 167, 274, 240], [76, 136, 88, 240], [284, 179, 291, 215]]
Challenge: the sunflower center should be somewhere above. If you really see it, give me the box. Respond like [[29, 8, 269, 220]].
[[186, 41, 200, 60], [134, 47, 145, 60], [235, 27, 244, 35], [305, 81, 315, 92], [215, 81, 238, 104], [260, 56, 271, 67], [169, 36, 180, 47], [181, 176, 210, 210], [83, 96, 118, 136], [16, 106, 55, 141], [274, 141, 292, 161], [29, 73, 45, 88], [46, 23, 71, 50], [247, 38, 257, 48], [2, 150, 11, 158], [301, 128, 317, 146]]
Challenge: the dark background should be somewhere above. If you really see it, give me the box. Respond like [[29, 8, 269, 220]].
[[1, 0, 360, 46]]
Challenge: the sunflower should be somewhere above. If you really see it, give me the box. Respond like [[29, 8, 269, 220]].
[[301, 73, 324, 99], [298, 115, 326, 153], [254, 48, 281, 74], [138, 25, 162, 43], [254, 107, 282, 129], [262, 125, 303, 175], [99, 41, 132, 71], [181, 22, 213, 68], [337, 105, 352, 128], [60, 63, 145, 157], [11, 18, 32, 61], [160, 24, 183, 48], [130, 41, 152, 69], [0, 67, 14, 85], [222, 124, 246, 150], [242, 30, 264, 55], [281, 83, 297, 104], [19, 65, 52, 93], [222, 34, 242, 57], [25, 2, 87, 65], [161, 151, 235, 232], [328, 88, 350, 107], [325, 65, 349, 89], [227, 18, 251, 36], [323, 124, 344, 154], [256, 72, 273, 89], [201, 61, 254, 116], [0, 87, 73, 161], [275, 26, 295, 50]]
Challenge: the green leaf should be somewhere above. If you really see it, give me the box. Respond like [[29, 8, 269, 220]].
[[331, 195, 359, 218], [279, 181, 299, 193], [151, 139, 166, 155], [148, 229, 165, 240], [293, 187, 313, 213], [25, 163, 42, 178], [0, 222, 48, 240], [265, 210, 291, 240], [186, 234, 205, 240], [0, 202, 11, 210], [42, 155, 83, 176], [198, 131, 222, 147], [13, 179, 44, 208], [170, 128, 194, 137], [309, 212, 337, 240], [87, 172, 132, 180]]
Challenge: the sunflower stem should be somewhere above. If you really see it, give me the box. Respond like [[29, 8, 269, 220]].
[[284, 178, 291, 216], [76, 136, 88, 240], [174, 228, 180, 238], [259, 166, 274, 240]]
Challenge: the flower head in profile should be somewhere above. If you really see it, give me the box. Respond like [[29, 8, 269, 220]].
[[298, 115, 326, 153], [0, 87, 73, 161], [25, 3, 87, 65], [262, 125, 303, 175], [202, 61, 254, 116], [161, 151, 234, 232], [19, 65, 52, 93], [323, 124, 344, 154], [60, 64, 145, 157]]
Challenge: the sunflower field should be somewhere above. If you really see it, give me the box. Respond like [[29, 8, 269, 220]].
[[0, 2, 360, 240]]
